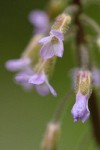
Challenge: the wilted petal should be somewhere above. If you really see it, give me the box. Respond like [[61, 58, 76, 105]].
[[51, 30, 64, 41], [5, 58, 31, 72], [29, 71, 45, 84], [71, 93, 90, 123], [36, 83, 50, 96]]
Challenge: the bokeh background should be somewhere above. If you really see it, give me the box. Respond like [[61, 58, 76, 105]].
[[0, 0, 100, 150]]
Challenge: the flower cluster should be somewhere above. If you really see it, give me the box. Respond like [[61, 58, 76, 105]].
[[5, 11, 71, 97], [5, 5, 100, 125]]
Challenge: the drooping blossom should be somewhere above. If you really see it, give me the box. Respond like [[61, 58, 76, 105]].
[[39, 30, 64, 59], [38, 13, 71, 60], [28, 10, 49, 34], [71, 70, 92, 123], [5, 58, 31, 72], [29, 70, 57, 96], [71, 92, 90, 123]]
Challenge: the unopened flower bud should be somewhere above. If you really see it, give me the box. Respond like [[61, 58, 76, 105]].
[[71, 70, 92, 123], [51, 13, 71, 34], [41, 122, 60, 150]]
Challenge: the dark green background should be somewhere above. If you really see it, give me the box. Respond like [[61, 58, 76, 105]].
[[0, 0, 100, 149]]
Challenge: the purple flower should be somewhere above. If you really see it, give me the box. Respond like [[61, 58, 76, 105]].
[[39, 30, 64, 59], [29, 71, 57, 96], [5, 58, 31, 72], [14, 67, 34, 90], [28, 10, 49, 34], [71, 92, 90, 123]]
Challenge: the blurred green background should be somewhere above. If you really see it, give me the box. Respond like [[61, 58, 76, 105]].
[[0, 0, 100, 150]]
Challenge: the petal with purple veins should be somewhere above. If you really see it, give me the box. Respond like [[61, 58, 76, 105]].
[[40, 42, 56, 59]]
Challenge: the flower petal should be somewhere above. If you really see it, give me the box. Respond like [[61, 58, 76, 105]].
[[15, 67, 34, 83], [45, 79, 57, 96], [81, 109, 90, 123], [36, 83, 50, 96], [54, 40, 64, 57], [71, 93, 89, 123], [39, 36, 51, 44], [21, 83, 34, 90], [28, 10, 49, 34], [15, 74, 30, 83], [40, 42, 55, 59], [28, 10, 49, 27], [5, 58, 31, 71], [50, 30, 64, 41], [29, 72, 45, 85]]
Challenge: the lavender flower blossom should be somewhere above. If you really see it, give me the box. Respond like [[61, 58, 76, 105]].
[[5, 58, 31, 72], [39, 30, 64, 59], [71, 70, 92, 123], [29, 70, 57, 96], [28, 10, 49, 34], [71, 92, 90, 123], [15, 67, 34, 90]]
